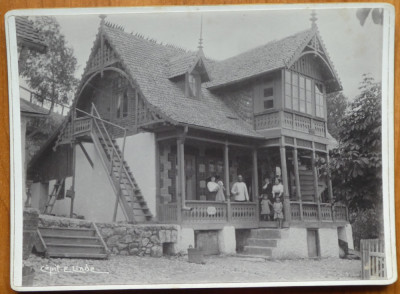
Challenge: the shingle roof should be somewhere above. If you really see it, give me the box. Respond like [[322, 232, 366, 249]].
[[15, 16, 47, 53], [206, 28, 314, 89], [102, 24, 263, 138], [20, 99, 48, 116], [167, 52, 199, 78]]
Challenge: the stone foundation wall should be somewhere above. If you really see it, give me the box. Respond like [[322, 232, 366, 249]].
[[39, 216, 180, 257]]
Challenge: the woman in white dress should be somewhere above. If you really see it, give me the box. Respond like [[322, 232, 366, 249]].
[[272, 178, 284, 200]]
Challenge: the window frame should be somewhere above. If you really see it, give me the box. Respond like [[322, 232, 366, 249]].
[[284, 70, 325, 118]]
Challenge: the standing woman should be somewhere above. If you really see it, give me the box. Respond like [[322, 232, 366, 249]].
[[260, 177, 273, 220], [272, 178, 284, 200], [215, 175, 226, 202], [207, 176, 219, 201]]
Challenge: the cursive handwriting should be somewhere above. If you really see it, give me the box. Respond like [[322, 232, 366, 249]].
[[40, 264, 109, 275]]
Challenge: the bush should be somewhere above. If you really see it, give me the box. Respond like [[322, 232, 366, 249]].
[[351, 208, 383, 250]]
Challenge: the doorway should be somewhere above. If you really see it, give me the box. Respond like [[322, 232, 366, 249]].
[[307, 229, 320, 258], [185, 154, 197, 200]]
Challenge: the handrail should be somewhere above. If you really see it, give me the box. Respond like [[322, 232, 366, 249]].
[[89, 104, 134, 220], [75, 107, 125, 131]]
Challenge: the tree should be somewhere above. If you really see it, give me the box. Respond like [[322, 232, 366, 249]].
[[356, 8, 384, 26], [328, 74, 382, 246], [326, 91, 348, 140], [19, 16, 78, 112]]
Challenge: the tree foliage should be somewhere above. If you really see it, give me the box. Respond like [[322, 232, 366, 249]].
[[19, 16, 78, 110], [326, 91, 348, 140], [329, 74, 382, 211]]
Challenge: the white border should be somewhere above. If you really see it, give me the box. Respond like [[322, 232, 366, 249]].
[[5, 3, 396, 291]]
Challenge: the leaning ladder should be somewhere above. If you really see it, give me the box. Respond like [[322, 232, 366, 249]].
[[43, 178, 65, 215]]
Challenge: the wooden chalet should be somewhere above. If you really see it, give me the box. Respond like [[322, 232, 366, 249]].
[[28, 14, 353, 258]]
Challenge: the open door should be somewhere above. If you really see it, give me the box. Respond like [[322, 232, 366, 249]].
[[185, 155, 197, 200], [307, 229, 320, 258]]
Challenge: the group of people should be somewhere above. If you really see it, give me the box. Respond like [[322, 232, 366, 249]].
[[260, 177, 284, 228], [206, 174, 284, 228], [206, 174, 250, 202]]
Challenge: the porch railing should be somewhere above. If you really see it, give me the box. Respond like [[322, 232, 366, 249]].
[[158, 200, 258, 228], [290, 201, 348, 222], [254, 110, 326, 137]]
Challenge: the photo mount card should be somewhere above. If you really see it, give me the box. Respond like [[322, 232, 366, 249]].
[[5, 3, 396, 291]]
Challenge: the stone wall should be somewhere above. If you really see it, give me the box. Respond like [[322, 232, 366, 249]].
[[39, 216, 180, 257]]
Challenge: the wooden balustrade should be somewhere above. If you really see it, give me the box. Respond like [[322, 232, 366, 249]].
[[158, 200, 258, 228], [290, 201, 348, 223], [254, 111, 326, 137]]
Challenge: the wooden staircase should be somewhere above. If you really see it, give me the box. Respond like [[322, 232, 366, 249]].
[[241, 229, 281, 258], [35, 223, 109, 259], [90, 106, 153, 223], [299, 169, 326, 202]]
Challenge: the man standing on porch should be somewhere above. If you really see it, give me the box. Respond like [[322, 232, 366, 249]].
[[231, 175, 249, 202]]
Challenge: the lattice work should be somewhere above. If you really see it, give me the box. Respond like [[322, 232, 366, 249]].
[[285, 136, 295, 145], [254, 111, 280, 130], [264, 138, 280, 146], [297, 139, 312, 149], [314, 120, 326, 137], [314, 142, 327, 151], [293, 114, 312, 133], [86, 40, 117, 73], [283, 112, 293, 129]]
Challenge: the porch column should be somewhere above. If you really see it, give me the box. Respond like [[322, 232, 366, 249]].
[[326, 153, 334, 202], [224, 142, 232, 222], [176, 138, 185, 222], [280, 138, 291, 223], [311, 144, 322, 221], [252, 148, 259, 201], [293, 141, 303, 221]]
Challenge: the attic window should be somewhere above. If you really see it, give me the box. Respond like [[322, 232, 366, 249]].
[[187, 73, 201, 98]]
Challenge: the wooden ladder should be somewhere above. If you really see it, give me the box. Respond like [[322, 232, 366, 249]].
[[43, 178, 65, 215]]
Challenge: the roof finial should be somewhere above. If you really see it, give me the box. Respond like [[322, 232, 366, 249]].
[[100, 14, 106, 27], [198, 14, 203, 50], [310, 10, 318, 28]]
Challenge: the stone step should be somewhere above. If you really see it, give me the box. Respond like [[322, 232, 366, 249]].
[[41, 235, 101, 245], [249, 229, 281, 239], [247, 238, 277, 247], [243, 246, 272, 256], [47, 252, 108, 259], [39, 227, 97, 237], [46, 243, 106, 255]]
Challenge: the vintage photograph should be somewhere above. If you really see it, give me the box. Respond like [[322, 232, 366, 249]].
[[6, 4, 395, 290]]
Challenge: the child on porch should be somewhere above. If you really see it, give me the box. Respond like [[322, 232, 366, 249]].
[[273, 197, 284, 229], [260, 194, 272, 221]]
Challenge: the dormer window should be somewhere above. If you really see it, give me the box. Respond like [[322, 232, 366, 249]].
[[187, 72, 201, 98]]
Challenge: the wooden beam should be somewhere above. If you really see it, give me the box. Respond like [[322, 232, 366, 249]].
[[293, 140, 303, 221], [312, 143, 322, 221], [78, 142, 94, 168], [224, 142, 230, 197], [280, 137, 291, 223]]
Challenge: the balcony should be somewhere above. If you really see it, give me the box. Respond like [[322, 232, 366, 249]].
[[254, 110, 326, 137]]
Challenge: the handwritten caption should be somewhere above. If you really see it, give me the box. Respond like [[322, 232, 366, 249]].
[[40, 264, 109, 275]]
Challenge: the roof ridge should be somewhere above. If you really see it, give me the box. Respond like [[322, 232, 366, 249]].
[[103, 23, 191, 54], [216, 27, 313, 63]]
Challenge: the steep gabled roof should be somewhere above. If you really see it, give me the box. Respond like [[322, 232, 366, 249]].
[[100, 24, 263, 138], [15, 16, 47, 53], [20, 98, 48, 116], [206, 28, 314, 89]]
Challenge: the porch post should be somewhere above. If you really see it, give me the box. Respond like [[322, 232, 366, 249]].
[[311, 143, 322, 221], [280, 137, 291, 223], [176, 138, 184, 223], [252, 148, 260, 225], [326, 152, 335, 222], [293, 140, 303, 221], [224, 142, 232, 222]]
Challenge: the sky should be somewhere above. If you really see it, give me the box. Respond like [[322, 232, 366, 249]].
[[50, 7, 384, 101]]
